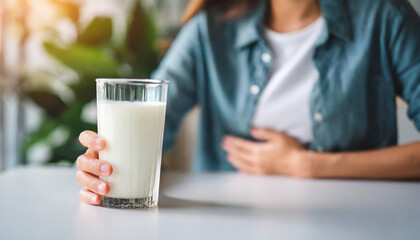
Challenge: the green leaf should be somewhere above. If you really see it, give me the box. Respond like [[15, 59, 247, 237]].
[[68, 79, 96, 103], [48, 137, 86, 164], [48, 102, 97, 164], [25, 90, 67, 118], [22, 119, 59, 164], [44, 41, 120, 77], [125, 1, 158, 77], [23, 101, 97, 164], [78, 17, 113, 46]]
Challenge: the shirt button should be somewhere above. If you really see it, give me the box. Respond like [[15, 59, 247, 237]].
[[261, 53, 271, 63], [314, 112, 323, 122], [249, 85, 260, 95], [317, 146, 324, 152]]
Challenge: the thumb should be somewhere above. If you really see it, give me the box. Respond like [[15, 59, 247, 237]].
[[250, 128, 278, 141]]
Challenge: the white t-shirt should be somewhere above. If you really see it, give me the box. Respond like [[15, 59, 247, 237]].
[[252, 17, 325, 144]]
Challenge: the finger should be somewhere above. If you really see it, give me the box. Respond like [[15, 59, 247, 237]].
[[75, 170, 110, 196], [222, 139, 256, 165], [76, 155, 112, 177], [222, 136, 260, 154], [79, 130, 105, 150], [226, 154, 263, 174], [86, 148, 99, 159], [79, 188, 101, 205], [250, 128, 278, 141]]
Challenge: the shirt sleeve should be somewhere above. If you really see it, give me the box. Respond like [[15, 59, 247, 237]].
[[151, 14, 203, 152], [387, 1, 420, 131]]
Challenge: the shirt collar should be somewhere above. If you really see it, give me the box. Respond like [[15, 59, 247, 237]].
[[234, 1, 267, 49], [234, 0, 352, 49], [319, 0, 352, 42]]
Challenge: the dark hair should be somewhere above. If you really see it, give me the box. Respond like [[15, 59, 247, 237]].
[[182, 0, 259, 24]]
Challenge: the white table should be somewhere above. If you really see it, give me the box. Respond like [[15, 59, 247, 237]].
[[0, 167, 419, 240]]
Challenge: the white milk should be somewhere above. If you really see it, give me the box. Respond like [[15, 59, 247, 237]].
[[97, 101, 166, 199]]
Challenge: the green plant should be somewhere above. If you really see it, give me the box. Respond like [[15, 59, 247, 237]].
[[23, 1, 159, 164]]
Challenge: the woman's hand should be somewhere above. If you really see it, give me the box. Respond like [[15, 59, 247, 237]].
[[75, 130, 112, 205], [222, 128, 312, 177]]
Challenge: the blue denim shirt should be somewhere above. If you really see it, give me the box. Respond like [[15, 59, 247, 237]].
[[152, 0, 420, 171]]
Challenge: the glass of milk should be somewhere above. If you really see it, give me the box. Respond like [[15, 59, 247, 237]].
[[96, 78, 169, 208]]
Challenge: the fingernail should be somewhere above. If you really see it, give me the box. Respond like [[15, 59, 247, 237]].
[[91, 195, 99, 203], [101, 164, 111, 174], [95, 138, 104, 148], [97, 183, 107, 194]]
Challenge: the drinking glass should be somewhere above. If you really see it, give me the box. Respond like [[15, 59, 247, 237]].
[[96, 78, 169, 208]]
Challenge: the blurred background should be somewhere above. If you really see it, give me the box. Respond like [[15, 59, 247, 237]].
[[0, 0, 419, 172]]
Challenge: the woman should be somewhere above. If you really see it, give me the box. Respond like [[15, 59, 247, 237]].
[[76, 0, 420, 205]]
